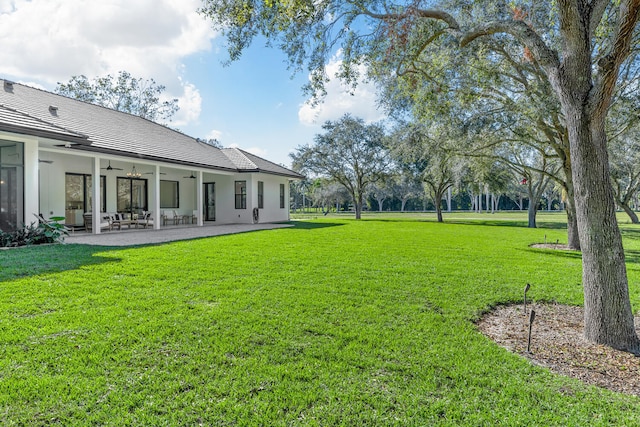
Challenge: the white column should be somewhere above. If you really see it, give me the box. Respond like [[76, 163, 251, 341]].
[[196, 171, 203, 226], [23, 140, 39, 222], [91, 156, 100, 234], [153, 164, 161, 230]]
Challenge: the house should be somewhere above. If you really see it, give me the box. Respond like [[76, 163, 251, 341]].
[[0, 79, 303, 234]]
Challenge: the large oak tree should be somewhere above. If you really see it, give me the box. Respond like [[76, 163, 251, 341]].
[[200, 0, 640, 353], [291, 114, 389, 219]]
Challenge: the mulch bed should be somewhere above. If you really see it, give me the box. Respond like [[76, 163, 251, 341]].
[[477, 303, 640, 396]]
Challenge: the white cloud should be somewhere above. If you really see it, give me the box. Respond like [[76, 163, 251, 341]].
[[171, 82, 202, 127], [0, 0, 216, 125], [206, 129, 224, 141], [298, 51, 385, 126]]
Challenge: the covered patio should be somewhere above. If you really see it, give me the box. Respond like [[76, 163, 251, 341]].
[[64, 222, 293, 246]]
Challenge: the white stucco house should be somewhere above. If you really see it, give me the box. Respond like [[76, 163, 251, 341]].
[[0, 79, 303, 234]]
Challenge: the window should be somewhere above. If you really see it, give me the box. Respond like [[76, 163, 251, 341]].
[[65, 173, 106, 213], [235, 180, 246, 209], [280, 183, 285, 209], [258, 181, 264, 209], [117, 177, 147, 214], [160, 180, 179, 208]]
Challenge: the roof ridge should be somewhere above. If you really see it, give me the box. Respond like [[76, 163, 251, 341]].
[[225, 147, 258, 169], [235, 147, 301, 176]]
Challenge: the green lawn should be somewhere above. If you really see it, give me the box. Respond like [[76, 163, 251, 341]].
[[1, 214, 640, 425]]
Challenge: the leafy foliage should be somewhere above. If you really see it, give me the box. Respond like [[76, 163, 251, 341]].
[[0, 217, 68, 248], [55, 71, 179, 124], [291, 114, 390, 218]]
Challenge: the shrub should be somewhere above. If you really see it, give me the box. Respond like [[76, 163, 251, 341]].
[[0, 216, 68, 248]]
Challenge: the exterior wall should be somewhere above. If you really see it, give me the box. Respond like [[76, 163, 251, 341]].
[[252, 173, 291, 223]]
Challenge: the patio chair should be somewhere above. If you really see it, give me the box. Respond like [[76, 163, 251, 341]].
[[171, 210, 183, 225], [83, 213, 115, 232], [136, 211, 154, 229]]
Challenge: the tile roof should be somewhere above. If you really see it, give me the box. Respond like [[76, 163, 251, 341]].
[[222, 147, 303, 178], [0, 104, 88, 143], [0, 79, 303, 178]]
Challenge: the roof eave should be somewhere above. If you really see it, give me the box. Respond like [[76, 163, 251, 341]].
[[238, 168, 305, 179], [67, 144, 239, 173], [0, 123, 90, 145]]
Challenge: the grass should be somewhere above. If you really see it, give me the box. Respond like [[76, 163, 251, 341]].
[[1, 213, 640, 425]]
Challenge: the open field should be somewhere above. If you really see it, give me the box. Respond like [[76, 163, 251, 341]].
[[1, 214, 640, 425]]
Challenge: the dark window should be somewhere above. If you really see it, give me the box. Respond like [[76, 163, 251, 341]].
[[258, 181, 264, 209], [235, 180, 246, 209], [160, 180, 179, 208], [280, 183, 285, 209]]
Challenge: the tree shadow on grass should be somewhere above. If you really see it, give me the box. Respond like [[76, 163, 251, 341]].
[[360, 216, 568, 230], [620, 228, 640, 241], [445, 219, 568, 230], [523, 247, 582, 260], [0, 244, 121, 282], [289, 221, 346, 230]]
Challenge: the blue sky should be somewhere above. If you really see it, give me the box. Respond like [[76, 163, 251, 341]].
[[0, 0, 384, 167]]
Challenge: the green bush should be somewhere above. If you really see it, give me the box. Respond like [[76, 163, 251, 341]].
[[0, 216, 68, 247]]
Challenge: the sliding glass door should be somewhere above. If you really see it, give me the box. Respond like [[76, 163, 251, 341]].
[[0, 141, 23, 232], [117, 177, 147, 215], [65, 173, 106, 226]]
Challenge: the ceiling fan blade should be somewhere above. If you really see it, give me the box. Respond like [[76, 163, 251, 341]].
[[101, 161, 123, 170]]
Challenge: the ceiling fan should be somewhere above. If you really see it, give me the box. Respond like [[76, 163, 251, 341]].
[[101, 160, 123, 171], [183, 172, 197, 179]]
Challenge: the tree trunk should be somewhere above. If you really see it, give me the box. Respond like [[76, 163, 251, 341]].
[[527, 202, 537, 228], [354, 192, 363, 219], [485, 188, 490, 214], [435, 196, 443, 222], [566, 106, 640, 353], [564, 179, 581, 250], [355, 202, 362, 219], [401, 198, 408, 212], [619, 201, 640, 224]]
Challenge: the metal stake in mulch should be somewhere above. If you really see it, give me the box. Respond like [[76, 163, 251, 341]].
[[524, 283, 531, 315], [527, 309, 536, 353]]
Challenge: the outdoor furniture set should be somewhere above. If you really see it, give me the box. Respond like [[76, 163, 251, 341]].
[[160, 210, 198, 226], [83, 211, 154, 232]]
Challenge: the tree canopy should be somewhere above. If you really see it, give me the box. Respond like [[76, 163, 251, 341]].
[[291, 114, 389, 219], [56, 71, 179, 124]]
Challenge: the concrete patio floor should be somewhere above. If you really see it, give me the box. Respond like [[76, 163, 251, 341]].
[[64, 222, 294, 246]]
